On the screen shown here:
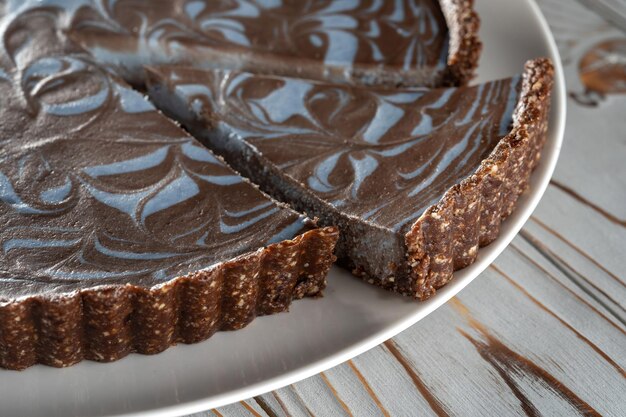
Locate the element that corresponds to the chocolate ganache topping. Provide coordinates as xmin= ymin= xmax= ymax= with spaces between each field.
xmin=146 ymin=67 xmax=520 ymax=234
xmin=3 ymin=0 xmax=478 ymax=87
xmin=0 ymin=54 xmax=316 ymax=299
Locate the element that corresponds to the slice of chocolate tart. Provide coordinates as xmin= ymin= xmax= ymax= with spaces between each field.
xmin=6 ymin=0 xmax=480 ymax=87
xmin=145 ymin=58 xmax=554 ymax=300
xmin=0 ymin=54 xmax=338 ymax=370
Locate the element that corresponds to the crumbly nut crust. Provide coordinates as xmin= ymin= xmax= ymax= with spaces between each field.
xmin=0 ymin=227 xmax=338 ymax=370
xmin=404 ymin=58 xmax=554 ymax=299
xmin=440 ymin=0 xmax=482 ymax=86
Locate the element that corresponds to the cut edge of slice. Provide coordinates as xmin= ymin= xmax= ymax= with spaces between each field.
xmin=404 ymin=57 xmax=554 ymax=299
xmin=144 ymin=57 xmax=553 ymax=303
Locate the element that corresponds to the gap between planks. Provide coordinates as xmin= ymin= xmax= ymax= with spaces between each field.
xmin=518 ymin=230 xmax=626 ymax=315
xmin=507 ymin=242 xmax=626 ymax=332
xmin=530 ymin=216 xmax=626 ymax=288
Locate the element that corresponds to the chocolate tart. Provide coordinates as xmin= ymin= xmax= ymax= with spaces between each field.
xmin=7 ymin=0 xmax=480 ymax=87
xmin=0 ymin=54 xmax=338 ymax=370
xmin=145 ymin=58 xmax=554 ymax=300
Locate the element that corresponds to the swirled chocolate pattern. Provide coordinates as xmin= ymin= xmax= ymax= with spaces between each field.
xmin=0 ymin=54 xmax=314 ymax=296
xmin=3 ymin=0 xmax=461 ymax=87
xmin=146 ymin=67 xmax=520 ymax=233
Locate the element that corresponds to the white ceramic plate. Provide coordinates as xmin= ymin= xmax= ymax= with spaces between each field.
xmin=0 ymin=0 xmax=566 ymax=416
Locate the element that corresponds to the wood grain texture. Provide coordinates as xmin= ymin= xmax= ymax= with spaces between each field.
xmin=204 ymin=0 xmax=626 ymax=415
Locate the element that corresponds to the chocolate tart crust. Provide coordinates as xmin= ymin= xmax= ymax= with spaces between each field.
xmin=332 ymin=0 xmax=481 ymax=87
xmin=0 ymin=227 xmax=338 ymax=370
xmin=402 ymin=58 xmax=554 ymax=299
xmin=441 ymin=0 xmax=482 ymax=85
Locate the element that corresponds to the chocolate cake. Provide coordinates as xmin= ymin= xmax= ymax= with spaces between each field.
xmin=6 ymin=0 xmax=480 ymax=87
xmin=0 ymin=51 xmax=338 ymax=370
xmin=145 ymin=58 xmax=554 ymax=300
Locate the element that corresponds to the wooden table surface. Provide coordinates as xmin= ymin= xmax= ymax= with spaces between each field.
xmin=202 ymin=1 xmax=626 ymax=415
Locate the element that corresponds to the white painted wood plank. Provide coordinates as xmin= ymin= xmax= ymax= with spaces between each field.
xmin=493 ymin=245 xmax=626 ymax=361
xmin=284 ymin=374 xmax=353 ymax=416
xmin=503 ymin=242 xmax=625 ymax=336
xmin=538 ymin=0 xmax=615 ymax=65
xmin=321 ymin=362 xmax=388 ymax=417
xmin=526 ymin=216 xmax=625 ymax=304
xmin=193 ymin=400 xmax=267 ymax=417
xmin=531 ymin=185 xmax=626 ymax=292
xmin=576 ymin=0 xmax=626 ymax=31
xmin=536 ymin=0 xmax=626 ymax=218
xmin=392 ymin=269 xmax=626 ymax=416
xmin=379 ymin=307 xmax=537 ymax=416
xmin=517 ymin=224 xmax=626 ymax=323
xmin=240 ymin=401 xmax=269 ymax=417
xmin=349 ymin=351 xmax=439 ymax=417
xmin=253 ymin=394 xmax=289 ymax=417
xmin=263 ymin=386 xmax=312 ymax=417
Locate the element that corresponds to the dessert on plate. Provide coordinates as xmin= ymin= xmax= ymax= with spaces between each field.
xmin=145 ymin=58 xmax=554 ymax=299
xmin=6 ymin=0 xmax=481 ymax=87
xmin=0 ymin=51 xmax=337 ymax=370
xmin=0 ymin=0 xmax=554 ymax=371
